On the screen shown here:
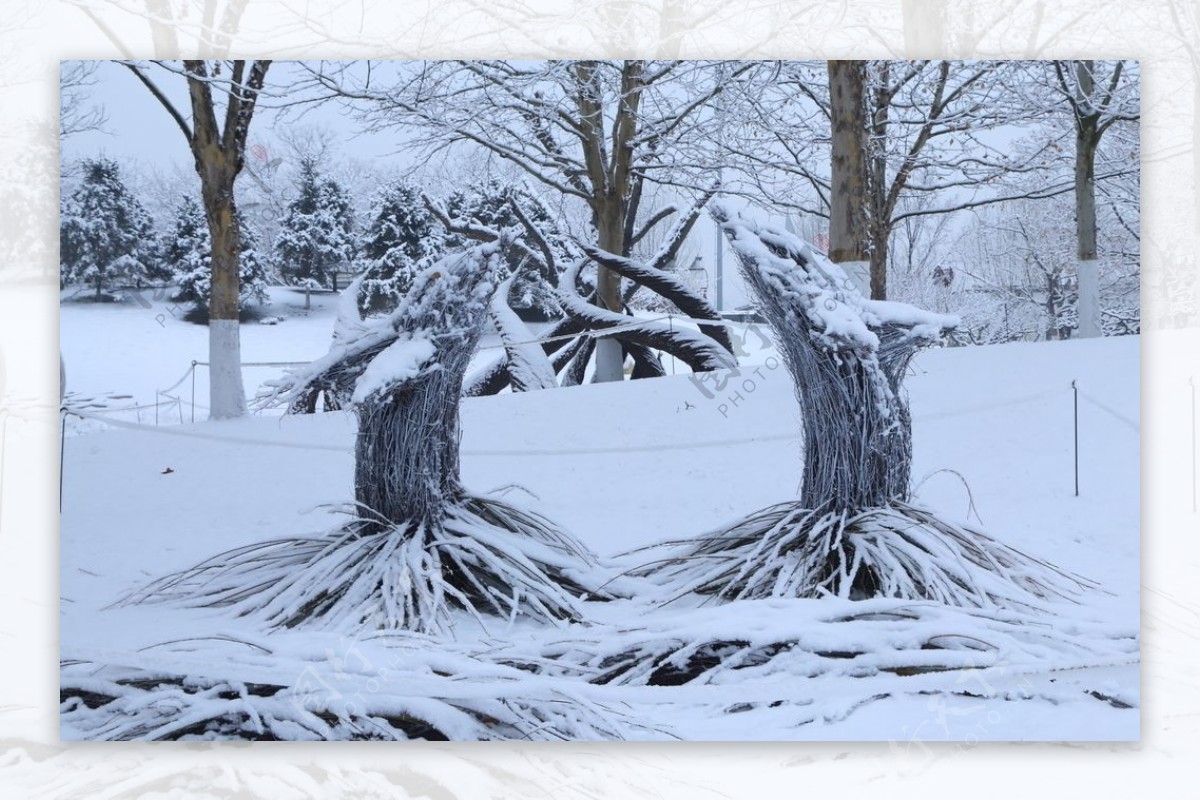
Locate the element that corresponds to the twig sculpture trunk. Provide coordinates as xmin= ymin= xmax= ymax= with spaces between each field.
xmin=127 ymin=240 xmax=604 ymax=633
xmin=636 ymin=205 xmax=1092 ymax=610
xmin=352 ymin=267 xmax=482 ymax=527
xmin=738 ymin=225 xmax=931 ymax=511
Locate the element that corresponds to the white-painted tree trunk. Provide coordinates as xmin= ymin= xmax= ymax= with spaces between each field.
xmin=208 ymin=319 xmax=247 ymax=419
xmin=592 ymin=338 xmax=625 ymax=382
xmin=1077 ymin=259 xmax=1102 ymax=338
xmin=841 ymin=260 xmax=872 ymax=298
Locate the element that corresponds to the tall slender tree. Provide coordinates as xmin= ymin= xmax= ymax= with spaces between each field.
xmin=1049 ymin=60 xmax=1139 ymax=338
xmin=121 ymin=59 xmax=271 ymax=418
xmin=307 ymin=60 xmax=745 ymax=382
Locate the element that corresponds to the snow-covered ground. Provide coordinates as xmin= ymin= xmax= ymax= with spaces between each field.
xmin=59 ymin=289 xmax=1140 ymax=741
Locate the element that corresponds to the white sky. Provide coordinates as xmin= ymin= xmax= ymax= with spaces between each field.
xmin=59 ymin=59 xmax=757 ymax=308
xmin=61 ymin=61 xmax=411 ymax=175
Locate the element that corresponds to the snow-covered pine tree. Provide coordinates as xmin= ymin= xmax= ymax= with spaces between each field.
xmin=445 ymin=180 xmax=563 ymax=321
xmin=163 ymin=196 xmax=269 ymax=319
xmin=60 ymin=158 xmax=155 ymax=299
xmin=355 ymin=179 xmax=443 ymax=315
xmin=273 ymin=159 xmax=356 ymax=291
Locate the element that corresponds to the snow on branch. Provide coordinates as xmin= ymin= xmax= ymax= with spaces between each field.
xmin=555 ymin=259 xmax=733 ymax=375
xmin=490 ymin=275 xmax=558 ymax=392
xmin=580 ymin=245 xmax=733 ymax=355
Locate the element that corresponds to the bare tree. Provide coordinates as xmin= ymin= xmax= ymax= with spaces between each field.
xmin=729 ymin=60 xmax=1092 ymax=300
xmin=957 ymin=186 xmax=1140 ymax=342
xmin=305 ymin=60 xmax=745 ymax=384
xmin=60 ymin=62 xmax=107 ymax=139
xmin=1048 ymin=60 xmax=1139 ymax=337
xmin=121 ymin=60 xmax=271 ymax=418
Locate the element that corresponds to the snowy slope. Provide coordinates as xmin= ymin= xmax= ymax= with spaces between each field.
xmin=59 ymin=296 xmax=1140 ymax=741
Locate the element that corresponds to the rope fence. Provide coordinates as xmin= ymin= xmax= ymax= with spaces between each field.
xmin=64 ymin=381 xmax=1133 ymax=459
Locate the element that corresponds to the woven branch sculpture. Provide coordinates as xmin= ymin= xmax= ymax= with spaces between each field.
xmin=636 ymin=205 xmax=1093 ymax=611
xmin=127 ymin=239 xmax=603 ymax=633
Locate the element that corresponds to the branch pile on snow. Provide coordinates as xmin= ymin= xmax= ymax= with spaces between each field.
xmin=127 ymin=240 xmax=606 ymax=633
xmin=60 ymin=635 xmax=653 ymax=741
xmin=522 ymin=597 xmax=1137 ymax=689
xmin=635 ymin=204 xmax=1093 ymax=609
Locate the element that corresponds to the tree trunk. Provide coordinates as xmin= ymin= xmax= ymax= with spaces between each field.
xmin=575 ymin=59 xmax=642 ymax=384
xmin=1072 ymin=60 xmax=1102 ymax=339
xmin=591 ymin=189 xmax=628 ymax=383
xmin=827 ymin=60 xmax=871 ymax=297
xmin=202 ymin=177 xmax=248 ymax=418
xmin=1075 ymin=121 xmax=1101 ymax=338
xmin=867 ymin=62 xmax=893 ymax=301
xmin=869 ymin=229 xmax=889 ymax=302
xmin=125 ymin=60 xmax=270 ymax=421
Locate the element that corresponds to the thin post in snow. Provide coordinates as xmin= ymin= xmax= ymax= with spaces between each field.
xmin=190 ymin=361 xmax=197 ymax=424
xmin=0 ymin=415 xmax=7 ymax=526
xmin=59 ymin=412 xmax=65 ymax=513
xmin=668 ymin=313 xmax=675 ymax=375
xmin=1191 ymin=376 xmax=1197 ymax=513
xmin=1072 ymin=379 xmax=1079 ymax=497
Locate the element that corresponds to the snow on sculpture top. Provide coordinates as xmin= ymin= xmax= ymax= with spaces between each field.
xmin=714 ymin=201 xmax=959 ymax=356
xmin=711 ymin=201 xmax=958 ymax=510
xmin=259 ymin=240 xmax=506 ymax=413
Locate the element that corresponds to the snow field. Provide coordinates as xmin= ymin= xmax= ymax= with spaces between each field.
xmin=59 ymin=292 xmax=1140 ymax=740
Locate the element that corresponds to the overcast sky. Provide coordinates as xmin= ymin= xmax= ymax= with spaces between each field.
xmin=61 ymin=61 xmax=413 ymax=174
xmin=59 ymin=59 xmax=757 ymax=307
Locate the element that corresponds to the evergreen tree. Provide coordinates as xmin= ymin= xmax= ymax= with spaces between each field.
xmin=165 ymin=195 xmax=268 ymax=317
xmin=445 ymin=180 xmax=563 ymax=320
xmin=60 ymin=158 xmax=155 ymax=299
xmin=355 ymin=179 xmax=443 ymax=315
xmin=272 ymin=159 xmax=355 ymax=291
